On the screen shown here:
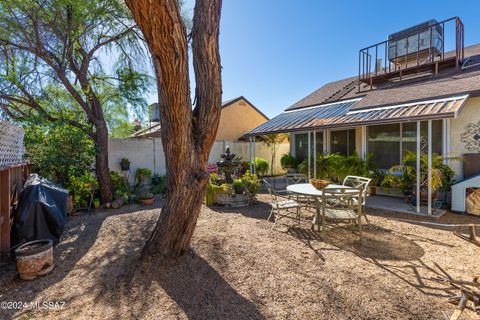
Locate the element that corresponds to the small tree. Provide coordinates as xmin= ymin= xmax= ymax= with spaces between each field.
xmin=263 ymin=133 xmax=288 ymax=175
xmin=0 ymin=0 xmax=149 ymax=203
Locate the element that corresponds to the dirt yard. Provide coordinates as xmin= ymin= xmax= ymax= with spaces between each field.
xmin=1 ymin=194 xmax=479 ymax=320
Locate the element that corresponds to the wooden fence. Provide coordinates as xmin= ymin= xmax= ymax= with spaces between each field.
xmin=0 ymin=163 xmax=29 ymax=254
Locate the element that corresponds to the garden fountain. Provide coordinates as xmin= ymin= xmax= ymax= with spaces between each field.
xmin=216 ymin=146 xmax=238 ymax=184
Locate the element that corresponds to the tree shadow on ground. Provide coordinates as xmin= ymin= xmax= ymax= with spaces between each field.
xmin=0 ymin=199 xmax=163 ymax=319
xmin=286 ymin=223 xmax=456 ymax=299
xmin=94 ymin=249 xmax=266 ymax=320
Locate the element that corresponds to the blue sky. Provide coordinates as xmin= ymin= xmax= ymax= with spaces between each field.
xmin=147 ymin=0 xmax=480 ymax=119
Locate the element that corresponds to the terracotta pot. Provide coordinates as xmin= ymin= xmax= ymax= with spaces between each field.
xmin=140 ymin=198 xmax=154 ymax=205
xmin=419 ymin=189 xmax=439 ymax=202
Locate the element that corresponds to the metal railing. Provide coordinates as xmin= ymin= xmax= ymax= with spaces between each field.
xmin=358 ymin=17 xmax=464 ymax=86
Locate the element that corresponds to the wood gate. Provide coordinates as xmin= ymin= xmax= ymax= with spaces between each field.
xmin=0 ymin=120 xmax=28 ymax=255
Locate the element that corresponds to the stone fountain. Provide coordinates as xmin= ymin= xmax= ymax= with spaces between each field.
xmin=216 ymin=146 xmax=238 ymax=184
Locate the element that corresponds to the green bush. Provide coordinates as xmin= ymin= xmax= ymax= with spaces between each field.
xmin=280 ymin=153 xmax=296 ymax=169
xmin=151 ymin=174 xmax=167 ymax=194
xmin=241 ymin=171 xmax=261 ymax=196
xmin=135 ymin=168 xmax=152 ymax=185
xmin=67 ymin=172 xmax=98 ymax=209
xmin=254 ymin=157 xmax=269 ymax=176
xmin=110 ymin=171 xmax=129 ymax=199
xmin=24 ymin=123 xmax=95 ymax=188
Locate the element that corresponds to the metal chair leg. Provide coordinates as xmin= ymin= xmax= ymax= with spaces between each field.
xmin=267 ymin=207 xmax=274 ymax=221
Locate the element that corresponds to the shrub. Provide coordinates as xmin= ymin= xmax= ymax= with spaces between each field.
xmin=241 ymin=171 xmax=261 ymax=196
xmin=254 ymin=157 xmax=269 ymax=176
xmin=151 ymin=174 xmax=167 ymax=194
xmin=280 ymin=153 xmax=296 ymax=169
xmin=110 ymin=171 xmax=129 ymax=199
xmin=67 ymin=172 xmax=98 ymax=209
xmin=135 ymin=168 xmax=152 ymax=185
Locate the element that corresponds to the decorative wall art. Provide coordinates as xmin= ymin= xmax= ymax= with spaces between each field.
xmin=461 ymin=121 xmax=480 ymax=152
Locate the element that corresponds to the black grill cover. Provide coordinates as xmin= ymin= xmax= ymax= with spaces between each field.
xmin=11 ymin=174 xmax=67 ymax=246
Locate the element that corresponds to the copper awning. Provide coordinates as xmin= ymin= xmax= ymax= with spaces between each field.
xmin=246 ymin=95 xmax=469 ymax=136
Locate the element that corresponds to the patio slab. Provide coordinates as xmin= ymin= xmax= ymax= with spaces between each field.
xmin=366 ymin=195 xmax=447 ymax=218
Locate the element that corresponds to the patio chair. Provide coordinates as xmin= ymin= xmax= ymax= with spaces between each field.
xmin=342 ymin=175 xmax=372 ymax=223
xmin=319 ymin=187 xmax=364 ymax=242
xmin=285 ymin=173 xmax=314 ymax=210
xmin=263 ymin=179 xmax=302 ymax=229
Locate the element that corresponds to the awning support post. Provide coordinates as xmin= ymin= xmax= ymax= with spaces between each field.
xmin=253 ymin=136 xmax=256 ymax=174
xmin=249 ymin=137 xmax=253 ymax=174
xmin=361 ymin=126 xmax=367 ymax=159
xmin=416 ymin=121 xmax=421 ymax=214
xmin=307 ymin=131 xmax=311 ymax=181
xmin=428 ymin=120 xmax=433 ymax=215
xmin=313 ymin=131 xmax=317 ymax=179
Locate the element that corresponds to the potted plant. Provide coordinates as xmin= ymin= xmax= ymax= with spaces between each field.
xmin=93 ymin=198 xmax=100 ymax=209
xmin=280 ymin=153 xmax=297 ymax=173
xmin=120 ymin=158 xmax=131 ymax=171
xmin=138 ymin=191 xmax=154 ymax=205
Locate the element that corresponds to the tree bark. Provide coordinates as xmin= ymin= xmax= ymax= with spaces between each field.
xmin=94 ymin=120 xmax=114 ymax=204
xmin=126 ymin=0 xmax=222 ymax=258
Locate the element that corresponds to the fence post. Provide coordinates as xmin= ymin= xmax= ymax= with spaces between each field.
xmin=0 ymin=169 xmax=11 ymax=253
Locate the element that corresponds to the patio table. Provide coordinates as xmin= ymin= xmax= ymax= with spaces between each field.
xmin=286 ymin=183 xmax=357 ymax=228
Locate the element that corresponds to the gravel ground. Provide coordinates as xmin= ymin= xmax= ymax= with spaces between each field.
xmin=0 ymin=194 xmax=479 ymax=320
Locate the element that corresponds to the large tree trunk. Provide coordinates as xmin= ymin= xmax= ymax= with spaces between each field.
xmin=94 ymin=120 xmax=113 ymax=204
xmin=126 ymin=0 xmax=222 ymax=258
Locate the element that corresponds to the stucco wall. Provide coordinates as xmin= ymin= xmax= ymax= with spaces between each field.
xmin=450 ymin=97 xmax=480 ymax=180
xmin=216 ymin=99 xmax=268 ymax=141
xmin=109 ymin=138 xmax=290 ymax=183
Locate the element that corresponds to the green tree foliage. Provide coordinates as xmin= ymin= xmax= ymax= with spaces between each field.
xmin=24 ymin=122 xmax=95 ymax=188
xmin=0 ymin=0 xmax=152 ymax=202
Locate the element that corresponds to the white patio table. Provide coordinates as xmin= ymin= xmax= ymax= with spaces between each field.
xmin=286 ymin=183 xmax=357 ymax=228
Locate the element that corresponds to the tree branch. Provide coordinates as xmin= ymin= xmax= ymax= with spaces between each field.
xmin=191 ymin=0 xmax=223 ymax=161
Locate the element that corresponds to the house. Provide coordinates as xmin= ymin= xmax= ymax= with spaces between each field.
xmin=132 ymin=96 xmax=269 ymax=141
xmin=246 ymin=17 xmax=480 ymax=214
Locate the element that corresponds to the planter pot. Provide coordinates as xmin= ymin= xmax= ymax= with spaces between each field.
xmin=419 ymin=189 xmax=439 ymax=202
xmin=140 ymin=198 xmax=154 ymax=205
xmin=369 ymin=186 xmax=377 ymax=196
xmin=120 ymin=161 xmax=130 ymax=171
xmin=15 ymin=239 xmax=54 ymax=281
xmin=214 ymin=193 xmax=253 ymax=207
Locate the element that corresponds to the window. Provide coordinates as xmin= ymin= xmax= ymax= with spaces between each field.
xmin=368 ymin=121 xmax=443 ymax=170
xmin=294 ymin=133 xmax=308 ymax=163
xmin=330 ymin=129 xmax=355 ymax=156
xmin=402 ymin=121 xmax=443 ymax=156
xmin=294 ymin=131 xmax=324 ymax=163
xmin=367 ymin=124 xmax=401 ymax=169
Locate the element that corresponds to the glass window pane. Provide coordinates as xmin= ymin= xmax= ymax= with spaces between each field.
xmin=367 ymin=124 xmax=400 ymax=169
xmin=294 ymin=133 xmax=308 ymax=163
xmin=312 ymin=131 xmax=324 ymax=155
xmin=348 ymin=129 xmax=356 ymax=156
xmin=402 ymin=120 xmax=443 ymax=157
xmin=330 ymin=129 xmax=355 ymax=156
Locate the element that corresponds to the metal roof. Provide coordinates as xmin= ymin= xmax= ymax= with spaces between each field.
xmin=246 ymin=95 xmax=469 ymax=136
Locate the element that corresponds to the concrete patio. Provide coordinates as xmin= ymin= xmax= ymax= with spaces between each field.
xmin=263 ymin=176 xmax=448 ymax=218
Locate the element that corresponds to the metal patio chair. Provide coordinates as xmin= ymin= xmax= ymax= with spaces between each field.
xmin=285 ymin=173 xmax=315 ymax=210
xmin=263 ymin=179 xmax=302 ymax=229
xmin=319 ymin=187 xmax=364 ymax=242
xmin=342 ymin=175 xmax=372 ymax=223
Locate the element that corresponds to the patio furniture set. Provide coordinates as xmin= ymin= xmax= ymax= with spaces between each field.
xmin=265 ymin=175 xmax=371 ymax=241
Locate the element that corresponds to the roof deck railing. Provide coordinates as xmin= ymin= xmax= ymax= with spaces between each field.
xmin=358 ymin=17 xmax=464 ymax=91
